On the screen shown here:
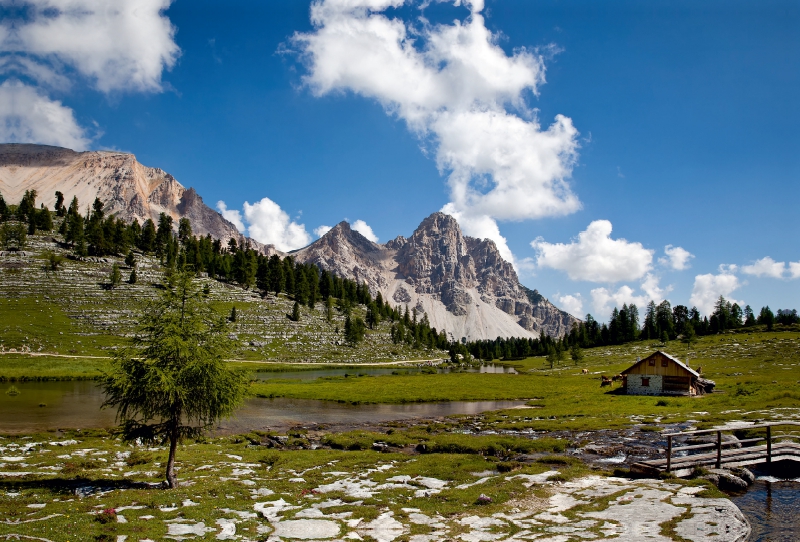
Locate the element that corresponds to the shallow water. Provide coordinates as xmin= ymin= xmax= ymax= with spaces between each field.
xmin=252 ymin=363 xmax=517 ymax=380
xmin=731 ymin=481 xmax=800 ymax=542
xmin=0 ymin=380 xmax=526 ymax=433
xmin=730 ymin=462 xmax=800 ymax=542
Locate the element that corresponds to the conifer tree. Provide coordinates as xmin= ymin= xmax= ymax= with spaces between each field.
xmin=110 ymin=263 xmax=122 ymax=289
xmin=291 ymin=301 xmax=301 ymax=322
xmin=101 ymin=271 xmax=248 ymax=488
xmin=129 ymin=268 xmax=138 ymax=284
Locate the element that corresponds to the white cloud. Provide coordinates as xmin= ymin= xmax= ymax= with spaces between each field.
xmin=590 ymin=285 xmax=649 ymax=318
xmin=442 ymin=206 xmax=514 ymax=264
xmin=741 ymin=256 xmax=788 ymax=279
xmin=640 ymin=273 xmax=672 ymax=301
xmin=0 ymin=0 xmax=179 ymax=148
xmin=314 ymin=225 xmax=333 ymax=238
xmin=0 ymin=80 xmax=90 ymax=149
xmin=689 ymin=271 xmax=743 ymax=316
xmin=4 ymin=0 xmax=180 ymax=93
xmin=351 ymin=219 xmax=378 ymax=242
xmin=659 ymin=244 xmax=694 ymax=270
xmin=242 ymin=197 xmax=312 ymax=252
xmin=790 ymin=261 xmax=800 ymax=280
xmin=215 ymin=200 xmax=245 ymax=233
xmin=556 ymin=293 xmax=583 ymax=317
xmin=294 ymin=0 xmax=580 ymax=264
xmin=531 ymin=220 xmax=653 ymax=283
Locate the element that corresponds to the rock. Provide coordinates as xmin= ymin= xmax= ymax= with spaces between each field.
xmin=0 ymin=143 xmax=275 ymax=255
xmin=293 ymin=213 xmax=578 ymax=340
xmin=731 ymin=467 xmax=755 ymax=485
xmin=707 ymin=469 xmax=749 ymax=491
xmin=272 ymin=519 xmax=341 ymax=539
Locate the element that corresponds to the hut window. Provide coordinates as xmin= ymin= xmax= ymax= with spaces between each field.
xmin=641 ymin=377 xmax=650 ymax=387
xmin=661 ymin=360 xmax=668 ymax=367
xmin=649 ymin=359 xmax=655 ymax=366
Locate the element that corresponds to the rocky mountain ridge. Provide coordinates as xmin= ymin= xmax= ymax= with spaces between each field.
xmin=0 ymin=144 xmax=269 ymax=252
xmin=1 ymin=143 xmax=577 ymax=340
xmin=294 ymin=213 xmax=578 ymax=340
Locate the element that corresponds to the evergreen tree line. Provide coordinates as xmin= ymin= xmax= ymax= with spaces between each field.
xmin=460 ymin=297 xmax=798 ymax=363
xmin=1 ymin=190 xmax=449 ymax=350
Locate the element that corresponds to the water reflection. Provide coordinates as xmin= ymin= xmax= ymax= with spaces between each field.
xmin=0 ymin=380 xmax=526 ymax=434
xmin=730 ymin=462 xmax=800 ymax=542
xmin=252 ymin=363 xmax=517 ymax=381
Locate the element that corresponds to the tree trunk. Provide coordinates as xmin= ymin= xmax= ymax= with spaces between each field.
xmin=165 ymin=421 xmax=179 ymax=489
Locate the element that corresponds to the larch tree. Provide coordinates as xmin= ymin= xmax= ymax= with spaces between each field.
xmin=100 ymin=271 xmax=249 ymax=488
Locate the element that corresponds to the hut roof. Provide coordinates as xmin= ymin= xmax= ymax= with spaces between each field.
xmin=621 ymin=350 xmax=699 ymax=377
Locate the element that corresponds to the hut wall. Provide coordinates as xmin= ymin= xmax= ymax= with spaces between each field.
xmin=627 ymin=374 xmax=663 ymax=396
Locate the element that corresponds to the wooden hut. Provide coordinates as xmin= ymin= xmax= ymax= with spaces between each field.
xmin=621 ymin=351 xmax=701 ymax=396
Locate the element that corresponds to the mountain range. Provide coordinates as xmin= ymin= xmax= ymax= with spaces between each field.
xmin=0 ymin=143 xmax=578 ymax=340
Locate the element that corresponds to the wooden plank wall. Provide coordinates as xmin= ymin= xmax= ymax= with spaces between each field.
xmin=625 ymin=352 xmax=692 ymax=377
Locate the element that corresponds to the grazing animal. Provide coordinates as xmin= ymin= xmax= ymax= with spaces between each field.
xmin=581 ymin=368 xmax=589 ymax=374
xmin=696 ymin=366 xmax=702 ymax=374
xmin=611 ymin=374 xmax=624 ymax=382
xmin=600 ymin=376 xmax=612 ymax=387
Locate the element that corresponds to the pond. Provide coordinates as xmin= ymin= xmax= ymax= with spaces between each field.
xmin=0 ymin=380 xmax=527 ymax=434
xmin=729 ymin=461 xmax=800 ymax=542
xmin=251 ymin=363 xmax=517 ymax=381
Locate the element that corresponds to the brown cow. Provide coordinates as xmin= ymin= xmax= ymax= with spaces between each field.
xmin=611 ymin=374 xmax=624 ymax=382
xmin=600 ymin=376 xmax=612 ymax=387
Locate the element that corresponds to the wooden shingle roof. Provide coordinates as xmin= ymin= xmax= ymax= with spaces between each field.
xmin=621 ymin=350 xmax=699 ymax=377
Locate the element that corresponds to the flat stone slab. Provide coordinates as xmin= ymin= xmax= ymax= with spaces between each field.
xmin=272 ymin=519 xmax=341 ymax=539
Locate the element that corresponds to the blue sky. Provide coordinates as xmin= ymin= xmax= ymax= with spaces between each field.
xmin=1 ymin=0 xmax=798 ymax=320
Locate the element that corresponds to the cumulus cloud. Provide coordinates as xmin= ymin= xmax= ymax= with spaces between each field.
xmin=689 ymin=270 xmax=743 ymax=316
xmin=294 ymin=0 xmax=580 ymax=264
xmin=556 ymin=293 xmax=583 ymax=317
xmin=352 ymin=219 xmax=378 ymax=242
xmin=741 ymin=256 xmax=789 ymax=279
xmin=216 ymin=200 xmax=245 ymax=233
xmin=640 ymin=273 xmax=672 ymax=301
xmin=3 ymin=0 xmax=179 ymax=93
xmin=531 ymin=220 xmax=653 ymax=283
xmin=314 ymin=225 xmax=333 ymax=238
xmin=590 ymin=285 xmax=650 ymax=317
xmin=659 ymin=244 xmax=694 ymax=270
xmin=242 ymin=197 xmax=312 ymax=252
xmin=790 ymin=261 xmax=800 ymax=279
xmin=0 ymin=80 xmax=91 ymax=149
xmin=442 ymin=206 xmax=514 ymax=264
xmin=0 ymin=0 xmax=179 ymax=148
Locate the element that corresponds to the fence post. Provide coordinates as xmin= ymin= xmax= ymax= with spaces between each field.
xmin=716 ymin=431 xmax=722 ymax=468
xmin=666 ymin=435 xmax=672 ymax=472
xmin=767 ymin=426 xmax=772 ymax=464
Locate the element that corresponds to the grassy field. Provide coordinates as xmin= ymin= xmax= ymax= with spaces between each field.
xmin=0 ymin=231 xmax=447 ymax=369
xmin=250 ymin=330 xmax=800 ymax=431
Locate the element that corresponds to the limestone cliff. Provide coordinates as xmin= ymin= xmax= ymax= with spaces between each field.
xmin=294 ymin=213 xmax=578 ymax=340
xmin=0 ymin=144 xmax=268 ymax=251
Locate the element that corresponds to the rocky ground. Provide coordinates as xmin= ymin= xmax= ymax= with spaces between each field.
xmin=0 ymin=433 xmax=750 ymax=542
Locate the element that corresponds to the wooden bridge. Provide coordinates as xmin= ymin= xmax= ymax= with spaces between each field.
xmin=631 ymin=421 xmax=800 ymax=477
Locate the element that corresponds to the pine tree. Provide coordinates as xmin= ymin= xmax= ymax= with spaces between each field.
xmin=125 ymin=251 xmax=136 ymax=268
xmin=100 ymin=271 xmax=248 ymax=488
xmin=54 ymin=191 xmax=66 ymax=216
xmin=110 ymin=263 xmax=122 ymax=289
xmin=291 ymin=301 xmax=301 ymax=322
xmin=325 ymin=296 xmax=334 ymax=324
xmin=229 ymin=306 xmax=237 ymax=322
xmin=129 ymin=268 xmax=138 ymax=284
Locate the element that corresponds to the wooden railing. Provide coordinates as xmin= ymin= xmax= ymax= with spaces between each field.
xmin=661 ymin=421 xmax=800 ymax=472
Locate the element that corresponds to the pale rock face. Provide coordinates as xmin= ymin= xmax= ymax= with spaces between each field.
xmin=0 ymin=144 xmax=274 ymax=253
xmin=294 ymin=212 xmax=578 ymax=340
xmin=2 ymin=144 xmax=577 ymax=340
